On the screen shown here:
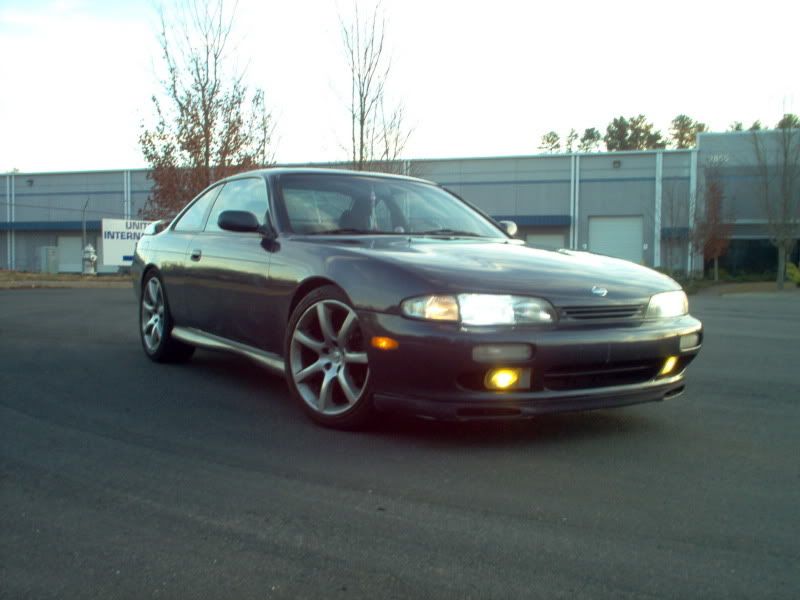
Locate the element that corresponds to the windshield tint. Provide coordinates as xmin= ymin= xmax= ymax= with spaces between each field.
xmin=278 ymin=173 xmax=504 ymax=237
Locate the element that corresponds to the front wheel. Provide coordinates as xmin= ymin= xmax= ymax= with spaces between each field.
xmin=140 ymin=272 xmax=195 ymax=363
xmin=285 ymin=286 xmax=374 ymax=429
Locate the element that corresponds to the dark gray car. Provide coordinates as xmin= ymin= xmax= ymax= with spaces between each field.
xmin=133 ymin=168 xmax=703 ymax=429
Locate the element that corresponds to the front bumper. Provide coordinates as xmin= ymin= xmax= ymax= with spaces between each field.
xmin=358 ymin=311 xmax=702 ymax=421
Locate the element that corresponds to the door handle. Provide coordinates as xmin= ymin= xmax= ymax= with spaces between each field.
xmin=190 ymin=248 xmax=202 ymax=261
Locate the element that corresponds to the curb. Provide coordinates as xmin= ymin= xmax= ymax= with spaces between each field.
xmin=0 ymin=281 xmax=131 ymax=290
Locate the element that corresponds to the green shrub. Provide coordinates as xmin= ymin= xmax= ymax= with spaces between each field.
xmin=787 ymin=262 xmax=800 ymax=287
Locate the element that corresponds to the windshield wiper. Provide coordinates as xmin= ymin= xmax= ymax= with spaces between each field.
xmin=304 ymin=228 xmax=396 ymax=235
xmin=413 ymin=228 xmax=484 ymax=237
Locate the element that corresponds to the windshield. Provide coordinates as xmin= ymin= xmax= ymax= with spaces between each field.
xmin=278 ymin=173 xmax=505 ymax=237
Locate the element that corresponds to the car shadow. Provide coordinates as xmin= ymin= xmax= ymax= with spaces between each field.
xmin=368 ymin=409 xmax=664 ymax=449
xmin=185 ymin=350 xmax=665 ymax=449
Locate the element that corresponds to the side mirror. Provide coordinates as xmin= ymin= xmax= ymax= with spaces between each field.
xmin=498 ymin=220 xmax=518 ymax=237
xmin=143 ymin=220 xmax=167 ymax=235
xmin=218 ymin=210 xmax=260 ymax=233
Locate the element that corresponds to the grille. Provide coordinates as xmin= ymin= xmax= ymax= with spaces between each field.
xmin=560 ymin=304 xmax=645 ymax=321
xmin=543 ymin=360 xmax=660 ymax=391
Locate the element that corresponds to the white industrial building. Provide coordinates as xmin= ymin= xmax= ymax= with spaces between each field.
xmin=1 ymin=131 xmax=796 ymax=275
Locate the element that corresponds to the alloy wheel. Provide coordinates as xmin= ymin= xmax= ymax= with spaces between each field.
xmin=289 ymin=299 xmax=370 ymax=416
xmin=141 ymin=277 xmax=166 ymax=353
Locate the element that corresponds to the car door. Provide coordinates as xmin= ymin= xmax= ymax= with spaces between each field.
xmin=183 ymin=176 xmax=274 ymax=348
xmin=160 ymin=184 xmax=222 ymax=325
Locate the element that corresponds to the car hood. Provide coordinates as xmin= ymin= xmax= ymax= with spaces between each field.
xmin=332 ymin=237 xmax=680 ymax=305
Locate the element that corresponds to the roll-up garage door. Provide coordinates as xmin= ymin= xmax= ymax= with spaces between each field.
xmin=57 ymin=236 xmax=82 ymax=273
xmin=526 ymin=232 xmax=566 ymax=249
xmin=588 ymin=216 xmax=643 ymax=264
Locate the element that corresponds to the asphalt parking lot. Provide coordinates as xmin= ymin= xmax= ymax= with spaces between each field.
xmin=1 ymin=288 xmax=798 ymax=599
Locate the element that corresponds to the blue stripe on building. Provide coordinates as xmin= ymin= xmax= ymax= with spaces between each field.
xmin=440 ymin=176 xmax=689 ymax=188
xmin=12 ymin=190 xmax=150 ymax=197
xmin=0 ymin=220 xmax=102 ymax=232
xmin=662 ymin=227 xmax=691 ymax=240
xmin=491 ymin=215 xmax=571 ymax=226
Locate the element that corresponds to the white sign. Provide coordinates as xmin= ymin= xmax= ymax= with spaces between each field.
xmin=101 ymin=219 xmax=153 ymax=266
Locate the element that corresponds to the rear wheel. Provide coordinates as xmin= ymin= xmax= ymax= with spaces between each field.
xmin=285 ymin=286 xmax=373 ymax=429
xmin=140 ymin=272 xmax=195 ymax=363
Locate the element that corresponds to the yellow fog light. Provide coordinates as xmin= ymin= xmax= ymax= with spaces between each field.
xmin=371 ymin=336 xmax=399 ymax=351
xmin=485 ymin=368 xmax=522 ymax=390
xmin=659 ymin=356 xmax=679 ymax=376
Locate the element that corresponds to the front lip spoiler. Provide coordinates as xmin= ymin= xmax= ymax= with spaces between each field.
xmin=171 ymin=325 xmax=692 ymax=422
xmin=372 ymin=377 xmax=687 ymax=421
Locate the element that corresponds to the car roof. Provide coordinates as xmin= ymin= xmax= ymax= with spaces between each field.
xmin=217 ymin=166 xmax=433 ymax=186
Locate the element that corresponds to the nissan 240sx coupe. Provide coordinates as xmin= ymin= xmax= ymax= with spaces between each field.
xmin=133 ymin=168 xmax=703 ymax=429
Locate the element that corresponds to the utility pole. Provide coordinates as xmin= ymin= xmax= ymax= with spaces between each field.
xmin=82 ymin=198 xmax=89 ymax=249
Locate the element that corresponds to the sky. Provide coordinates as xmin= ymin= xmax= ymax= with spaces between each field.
xmin=0 ymin=0 xmax=798 ymax=173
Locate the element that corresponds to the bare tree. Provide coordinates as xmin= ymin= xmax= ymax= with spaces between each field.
xmin=661 ymin=179 xmax=689 ymax=273
xmin=564 ymin=129 xmax=578 ymax=153
xmin=340 ymin=2 xmax=411 ymax=174
xmin=139 ymin=0 xmax=274 ymax=219
xmin=693 ymin=158 xmax=733 ymax=281
xmin=751 ymin=117 xmax=800 ymax=288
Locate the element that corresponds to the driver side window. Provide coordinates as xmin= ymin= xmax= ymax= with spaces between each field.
xmin=173 ymin=186 xmax=221 ymax=232
xmin=205 ymin=178 xmax=269 ymax=232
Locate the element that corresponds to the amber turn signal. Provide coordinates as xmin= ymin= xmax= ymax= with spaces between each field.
xmin=371 ymin=336 xmax=399 ymax=351
xmin=659 ymin=356 xmax=679 ymax=376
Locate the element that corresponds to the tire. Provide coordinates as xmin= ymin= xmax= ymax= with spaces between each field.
xmin=285 ymin=285 xmax=374 ymax=429
xmin=139 ymin=271 xmax=195 ymax=363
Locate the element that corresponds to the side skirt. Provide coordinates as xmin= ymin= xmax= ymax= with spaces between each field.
xmin=172 ymin=326 xmax=285 ymax=375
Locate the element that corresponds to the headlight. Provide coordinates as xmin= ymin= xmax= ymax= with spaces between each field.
xmin=401 ymin=294 xmax=557 ymax=326
xmin=646 ymin=291 xmax=688 ymax=319
xmin=400 ymin=295 xmax=459 ymax=322
xmin=458 ymin=294 xmax=556 ymax=325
